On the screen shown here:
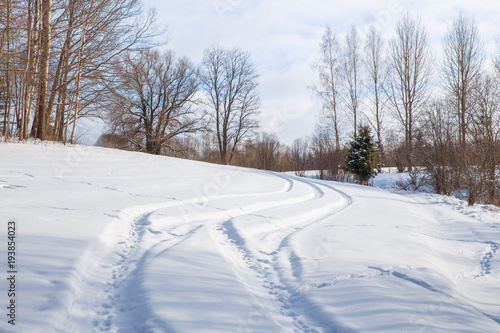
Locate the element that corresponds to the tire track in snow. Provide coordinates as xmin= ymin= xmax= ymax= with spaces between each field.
xmin=110 ymin=216 xmax=204 ymax=332
xmin=126 ymin=175 xmax=316 ymax=332
xmin=71 ymin=171 xmax=352 ymax=332
xmin=68 ymin=173 xmax=300 ymax=331
xmin=210 ymin=173 xmax=353 ymax=332
xmin=209 ymin=220 xmax=295 ymax=331
xmin=86 ymin=206 xmax=208 ymax=332
xmin=90 ymin=212 xmax=153 ymax=332
xmin=271 ymin=176 xmax=353 ymax=332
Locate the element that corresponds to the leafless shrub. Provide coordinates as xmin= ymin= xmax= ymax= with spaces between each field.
xmin=395 ymin=169 xmax=427 ymax=191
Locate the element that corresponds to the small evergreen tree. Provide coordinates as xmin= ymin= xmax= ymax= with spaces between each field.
xmin=342 ymin=125 xmax=381 ymax=185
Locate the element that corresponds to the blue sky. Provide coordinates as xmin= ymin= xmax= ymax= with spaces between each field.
xmin=139 ymin=0 xmax=500 ymax=144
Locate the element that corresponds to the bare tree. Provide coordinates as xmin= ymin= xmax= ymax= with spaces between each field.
xmin=254 ymin=132 xmax=280 ymax=171
xmin=443 ymin=14 xmax=484 ymax=148
xmin=291 ymin=138 xmax=308 ymax=176
xmin=387 ymin=13 xmax=432 ymax=171
xmin=105 ymin=50 xmax=201 ymax=154
xmin=310 ymin=126 xmax=330 ymax=180
xmin=364 ymin=26 xmax=386 ymax=152
xmin=18 ymin=0 xmax=41 ymax=140
xmin=420 ymin=100 xmax=459 ymax=195
xmin=311 ymin=26 xmax=342 ymax=150
xmin=420 ymin=74 xmax=499 ymax=206
xmin=342 ymin=26 xmax=362 ymax=137
xmin=20 ymin=0 xmax=159 ymax=142
xmin=67 ymin=1 xmax=158 ymax=140
xmin=0 ymin=0 xmax=13 ymax=139
xmin=310 ymin=125 xmax=343 ymax=181
xmin=202 ymin=46 xmax=260 ymax=165
xmin=33 ymin=0 xmax=51 ymax=140
xmin=470 ymin=73 xmax=500 ymax=205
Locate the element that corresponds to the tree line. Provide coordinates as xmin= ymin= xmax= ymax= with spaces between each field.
xmin=1 ymin=4 xmax=499 ymax=206
xmin=308 ymin=13 xmax=500 ymax=206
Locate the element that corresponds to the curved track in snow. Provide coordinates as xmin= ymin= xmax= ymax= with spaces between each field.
xmin=68 ymin=170 xmax=355 ymax=332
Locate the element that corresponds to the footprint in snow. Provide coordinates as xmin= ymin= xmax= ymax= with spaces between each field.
xmin=0 ymin=183 xmax=26 ymax=189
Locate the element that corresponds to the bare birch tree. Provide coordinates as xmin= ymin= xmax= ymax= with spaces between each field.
xmin=342 ymin=26 xmax=362 ymax=138
xmin=443 ymin=14 xmax=484 ymax=148
xmin=33 ymin=0 xmax=51 ymax=140
xmin=23 ymin=0 xmax=158 ymax=142
xmin=311 ymin=26 xmax=342 ymax=149
xmin=69 ymin=0 xmax=158 ymax=140
xmin=387 ymin=13 xmax=431 ymax=171
xmin=0 ymin=0 xmax=13 ymax=139
xmin=202 ymin=46 xmax=260 ymax=165
xmin=364 ymin=26 xmax=386 ymax=152
xmin=20 ymin=0 xmax=41 ymax=140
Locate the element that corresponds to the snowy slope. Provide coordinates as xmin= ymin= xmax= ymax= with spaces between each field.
xmin=0 ymin=143 xmax=499 ymax=333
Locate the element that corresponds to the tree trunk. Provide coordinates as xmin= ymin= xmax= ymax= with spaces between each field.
xmin=70 ymin=37 xmax=86 ymax=144
xmin=35 ymin=0 xmax=52 ymax=140
xmin=21 ymin=0 xmax=37 ymax=139
xmin=2 ymin=0 xmax=13 ymax=139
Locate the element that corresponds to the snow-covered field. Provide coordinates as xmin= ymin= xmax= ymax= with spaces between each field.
xmin=1 ymin=143 xmax=499 ymax=333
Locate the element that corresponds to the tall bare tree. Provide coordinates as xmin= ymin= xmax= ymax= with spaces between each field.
xmin=22 ymin=0 xmax=158 ymax=142
xmin=387 ymin=13 xmax=431 ymax=171
xmin=311 ymin=26 xmax=342 ymax=150
xmin=33 ymin=0 xmax=51 ymax=140
xmin=202 ymin=46 xmax=260 ymax=165
xmin=71 ymin=1 xmax=158 ymax=139
xmin=0 ymin=0 xmax=13 ymax=139
xmin=443 ymin=14 xmax=484 ymax=148
xmin=342 ymin=26 xmax=362 ymax=138
xmin=364 ymin=26 xmax=386 ymax=152
xmin=105 ymin=50 xmax=201 ymax=154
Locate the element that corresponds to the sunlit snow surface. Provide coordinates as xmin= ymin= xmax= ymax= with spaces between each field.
xmin=1 ymin=143 xmax=499 ymax=332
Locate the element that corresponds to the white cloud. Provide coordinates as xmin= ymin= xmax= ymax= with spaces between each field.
xmin=144 ymin=0 xmax=500 ymax=144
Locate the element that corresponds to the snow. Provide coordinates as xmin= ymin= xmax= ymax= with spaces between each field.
xmin=1 ymin=143 xmax=499 ymax=332
xmin=373 ymin=170 xmax=409 ymax=189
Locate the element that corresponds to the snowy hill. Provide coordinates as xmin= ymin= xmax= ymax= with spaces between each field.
xmin=1 ymin=143 xmax=499 ymax=333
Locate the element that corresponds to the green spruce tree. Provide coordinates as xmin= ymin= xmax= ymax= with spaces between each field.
xmin=342 ymin=125 xmax=381 ymax=185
